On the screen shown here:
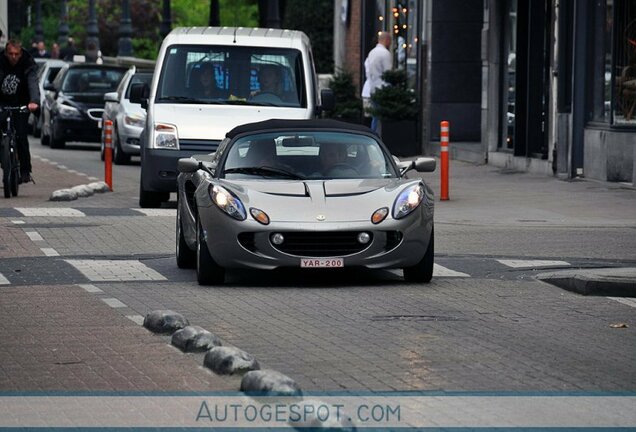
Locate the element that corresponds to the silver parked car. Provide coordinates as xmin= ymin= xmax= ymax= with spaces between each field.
xmin=176 ymin=119 xmax=436 ymax=285
xmin=101 ymin=67 xmax=153 ymax=164
xmin=30 ymin=59 xmax=66 ymax=138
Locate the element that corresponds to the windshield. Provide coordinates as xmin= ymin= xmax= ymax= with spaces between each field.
xmin=223 ymin=131 xmax=397 ymax=180
xmin=155 ymin=44 xmax=306 ymax=108
xmin=61 ymin=68 xmax=125 ymax=94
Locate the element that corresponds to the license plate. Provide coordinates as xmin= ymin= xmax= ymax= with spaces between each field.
xmin=300 ymin=258 xmax=344 ymax=268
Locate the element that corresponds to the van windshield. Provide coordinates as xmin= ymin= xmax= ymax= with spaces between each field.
xmin=155 ymin=45 xmax=307 ymax=108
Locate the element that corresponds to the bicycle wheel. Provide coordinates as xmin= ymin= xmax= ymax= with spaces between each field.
xmin=1 ymin=137 xmax=10 ymax=198
xmin=9 ymin=146 xmax=19 ymax=197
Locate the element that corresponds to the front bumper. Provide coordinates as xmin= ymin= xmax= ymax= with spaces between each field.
xmin=195 ymin=203 xmax=433 ymax=271
xmin=118 ymin=123 xmax=143 ymax=155
xmin=54 ymin=117 xmax=101 ymax=142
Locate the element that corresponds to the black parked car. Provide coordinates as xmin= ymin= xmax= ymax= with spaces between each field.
xmin=41 ymin=63 xmax=127 ymax=149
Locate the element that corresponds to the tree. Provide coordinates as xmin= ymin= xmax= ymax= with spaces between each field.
xmin=283 ymin=0 xmax=333 ymax=74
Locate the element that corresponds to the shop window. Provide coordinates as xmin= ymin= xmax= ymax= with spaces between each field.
xmin=613 ymin=0 xmax=636 ymax=124
xmin=590 ymin=0 xmax=613 ymax=122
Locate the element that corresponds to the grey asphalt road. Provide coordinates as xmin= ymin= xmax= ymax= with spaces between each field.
xmin=5 ymin=136 xmax=633 ymax=393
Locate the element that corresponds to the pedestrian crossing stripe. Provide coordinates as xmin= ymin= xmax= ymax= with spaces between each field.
xmin=497 ymin=259 xmax=570 ymax=269
xmin=65 ymin=259 xmax=167 ymax=282
xmin=0 ymin=273 xmax=9 ymax=285
xmin=132 ymin=208 xmax=177 ymax=216
xmin=433 ymin=264 xmax=470 ymax=277
xmin=15 ymin=208 xmax=86 ymax=217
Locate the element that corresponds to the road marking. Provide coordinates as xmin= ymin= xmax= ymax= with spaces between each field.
xmin=41 ymin=248 xmax=59 ymax=256
xmin=11 ymin=220 xmax=24 ymax=224
xmin=57 ymin=165 xmax=67 ymax=169
xmin=25 ymin=231 xmax=43 ymax=241
xmin=15 ymin=208 xmax=85 ymax=217
xmin=497 ymin=259 xmax=570 ymax=268
xmin=78 ymin=284 xmax=103 ymax=293
xmin=65 ymin=259 xmax=167 ymax=282
xmin=126 ymin=315 xmax=145 ymax=325
xmin=66 ymin=169 xmax=78 ymax=174
xmin=0 ymin=273 xmax=9 ymax=285
xmin=101 ymin=298 xmax=127 ymax=308
xmin=433 ymin=264 xmax=470 ymax=277
xmin=88 ymin=176 xmax=99 ymax=181
xmin=132 ymin=208 xmax=177 ymax=217
xmin=608 ymin=297 xmax=636 ymax=308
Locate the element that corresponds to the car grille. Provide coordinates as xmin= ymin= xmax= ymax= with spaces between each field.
xmin=270 ymin=231 xmax=372 ymax=257
xmin=179 ymin=139 xmax=220 ymax=153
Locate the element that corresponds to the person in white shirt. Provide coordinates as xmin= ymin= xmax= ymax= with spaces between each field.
xmin=361 ymin=32 xmax=392 ymax=133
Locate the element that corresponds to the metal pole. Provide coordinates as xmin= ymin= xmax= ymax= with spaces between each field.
xmin=118 ymin=0 xmax=134 ymax=57
xmin=265 ymin=0 xmax=281 ymax=28
xmin=86 ymin=0 xmax=100 ymax=52
xmin=34 ymin=0 xmax=43 ymax=42
xmin=160 ymin=0 xmax=172 ymax=39
xmin=57 ymin=0 xmax=69 ymax=45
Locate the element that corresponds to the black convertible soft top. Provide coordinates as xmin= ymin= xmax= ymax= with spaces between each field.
xmin=226 ymin=118 xmax=374 ymax=139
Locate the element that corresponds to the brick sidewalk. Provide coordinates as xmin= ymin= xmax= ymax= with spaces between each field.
xmin=0 ymin=284 xmax=237 ymax=391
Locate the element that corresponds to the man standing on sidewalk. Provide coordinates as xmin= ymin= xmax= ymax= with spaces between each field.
xmin=0 ymin=39 xmax=40 ymax=183
xmin=361 ymin=32 xmax=392 ymax=133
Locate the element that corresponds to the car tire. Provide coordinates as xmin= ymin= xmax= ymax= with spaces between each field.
xmin=33 ymin=117 xmax=42 ymax=138
xmin=112 ymin=129 xmax=131 ymax=165
xmin=196 ymin=219 xmax=225 ymax=285
xmin=176 ymin=201 xmax=196 ymax=269
xmin=403 ymin=227 xmax=434 ymax=283
xmin=50 ymin=122 xmax=66 ymax=149
xmin=40 ymin=118 xmax=50 ymax=146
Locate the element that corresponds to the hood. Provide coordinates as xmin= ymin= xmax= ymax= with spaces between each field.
xmin=222 ymin=178 xmax=409 ymax=223
xmin=153 ymin=104 xmax=308 ymax=140
xmin=61 ymin=91 xmax=108 ymax=107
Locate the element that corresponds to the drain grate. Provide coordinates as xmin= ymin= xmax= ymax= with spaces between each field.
xmin=370 ymin=315 xmax=465 ymax=322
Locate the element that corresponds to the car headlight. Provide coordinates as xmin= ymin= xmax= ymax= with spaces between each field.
xmin=57 ymin=102 xmax=81 ymax=118
xmin=392 ymin=183 xmax=425 ymax=219
xmin=124 ymin=113 xmax=145 ymax=127
xmin=152 ymin=122 xmax=178 ymax=149
xmin=210 ymin=185 xmax=246 ymax=220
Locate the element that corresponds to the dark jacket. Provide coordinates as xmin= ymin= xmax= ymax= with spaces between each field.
xmin=0 ymin=48 xmax=40 ymax=106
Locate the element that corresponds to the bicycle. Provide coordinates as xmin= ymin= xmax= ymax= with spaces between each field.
xmin=0 ymin=106 xmax=28 ymax=198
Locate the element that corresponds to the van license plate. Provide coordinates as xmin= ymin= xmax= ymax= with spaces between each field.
xmin=300 ymin=258 xmax=344 ymax=268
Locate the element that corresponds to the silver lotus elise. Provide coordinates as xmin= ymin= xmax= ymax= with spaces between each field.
xmin=176 ymin=119 xmax=436 ymax=285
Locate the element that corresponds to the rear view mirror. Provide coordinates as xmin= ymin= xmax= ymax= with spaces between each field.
xmin=177 ymin=157 xmax=200 ymax=173
xmin=319 ymin=88 xmax=335 ymax=112
xmin=281 ymin=136 xmax=315 ymax=147
xmin=104 ymin=92 xmax=118 ymax=103
xmin=129 ymin=83 xmax=149 ymax=109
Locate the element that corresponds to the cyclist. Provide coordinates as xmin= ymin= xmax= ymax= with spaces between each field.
xmin=0 ymin=39 xmax=40 ymax=183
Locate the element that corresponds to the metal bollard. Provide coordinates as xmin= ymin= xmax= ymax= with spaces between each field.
xmin=104 ymin=120 xmax=113 ymax=191
xmin=440 ymin=121 xmax=450 ymax=201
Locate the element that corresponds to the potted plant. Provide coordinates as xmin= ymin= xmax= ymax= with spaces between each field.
xmin=369 ymin=69 xmax=419 ymax=156
xmin=324 ymin=69 xmax=363 ymax=123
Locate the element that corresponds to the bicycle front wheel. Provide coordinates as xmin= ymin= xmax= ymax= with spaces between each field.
xmin=2 ymin=136 xmax=11 ymax=198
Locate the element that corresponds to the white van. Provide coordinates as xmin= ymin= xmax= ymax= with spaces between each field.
xmin=131 ymin=27 xmax=334 ymax=207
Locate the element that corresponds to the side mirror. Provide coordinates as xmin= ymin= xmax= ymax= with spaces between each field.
xmin=129 ymin=83 xmax=149 ymax=109
xmin=177 ymin=157 xmax=200 ymax=173
xmin=104 ymin=92 xmax=118 ymax=103
xmin=413 ymin=157 xmax=436 ymax=172
xmin=319 ymin=88 xmax=335 ymax=112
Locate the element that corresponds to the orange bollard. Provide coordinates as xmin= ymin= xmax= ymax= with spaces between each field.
xmin=440 ymin=121 xmax=450 ymax=200
xmin=104 ymin=120 xmax=113 ymax=191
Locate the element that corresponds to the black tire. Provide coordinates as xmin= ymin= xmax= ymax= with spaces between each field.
xmin=33 ymin=117 xmax=42 ymax=138
xmin=176 ymin=202 xmax=196 ymax=269
xmin=41 ymin=128 xmax=50 ymax=146
xmin=112 ymin=130 xmax=131 ymax=165
xmin=50 ymin=121 xmax=66 ymax=149
xmin=9 ymin=166 xmax=19 ymax=197
xmin=139 ymin=185 xmax=169 ymax=208
xmin=196 ymin=219 xmax=225 ymax=285
xmin=403 ymin=227 xmax=434 ymax=283
xmin=2 ymin=138 xmax=10 ymax=199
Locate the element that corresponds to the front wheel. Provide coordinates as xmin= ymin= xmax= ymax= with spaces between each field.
xmin=2 ymin=138 xmax=11 ymax=198
xmin=403 ymin=227 xmax=434 ymax=283
xmin=176 ymin=201 xmax=196 ymax=268
xmin=196 ymin=220 xmax=225 ymax=285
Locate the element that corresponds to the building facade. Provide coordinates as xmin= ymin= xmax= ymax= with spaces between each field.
xmin=336 ymin=0 xmax=636 ymax=183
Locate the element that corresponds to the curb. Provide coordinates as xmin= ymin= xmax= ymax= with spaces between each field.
xmin=536 ymin=267 xmax=636 ymax=297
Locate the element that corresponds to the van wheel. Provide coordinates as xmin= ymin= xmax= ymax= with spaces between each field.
xmin=139 ymin=185 xmax=169 ymax=208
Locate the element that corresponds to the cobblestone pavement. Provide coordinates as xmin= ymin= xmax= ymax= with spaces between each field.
xmin=1 ymin=154 xmax=634 ymax=394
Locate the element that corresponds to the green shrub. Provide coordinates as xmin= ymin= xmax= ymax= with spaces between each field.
xmin=369 ymin=69 xmax=417 ymax=120
xmin=324 ymin=69 xmax=362 ymax=121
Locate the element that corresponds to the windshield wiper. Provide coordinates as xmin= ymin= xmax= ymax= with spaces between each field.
xmin=223 ymin=166 xmax=304 ymax=180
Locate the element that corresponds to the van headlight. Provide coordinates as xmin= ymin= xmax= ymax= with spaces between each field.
xmin=392 ymin=184 xmax=425 ymax=219
xmin=152 ymin=122 xmax=178 ymax=149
